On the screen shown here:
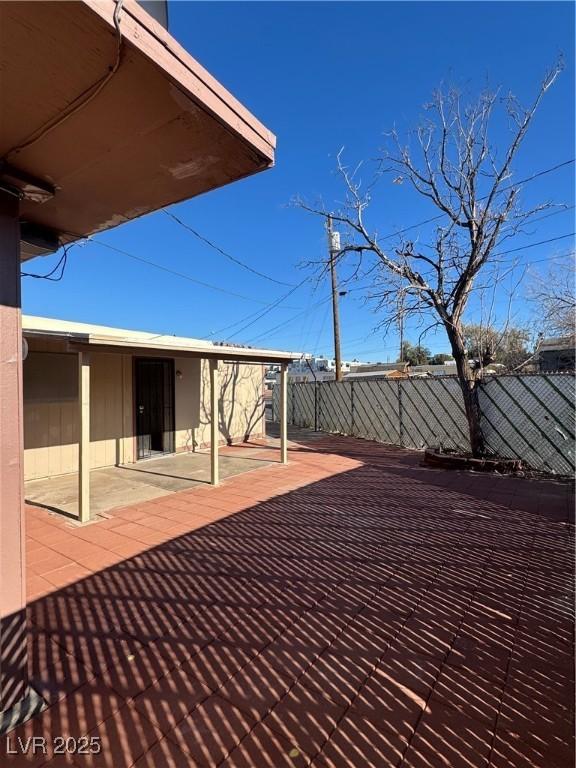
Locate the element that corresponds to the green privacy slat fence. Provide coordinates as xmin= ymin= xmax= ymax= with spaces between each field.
xmin=272 ymin=373 xmax=575 ymax=475
xmin=478 ymin=374 xmax=575 ymax=475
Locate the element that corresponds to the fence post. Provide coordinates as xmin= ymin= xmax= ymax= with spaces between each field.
xmin=398 ymin=379 xmax=404 ymax=446
xmin=350 ymin=380 xmax=355 ymax=435
xmin=314 ymin=382 xmax=319 ymax=431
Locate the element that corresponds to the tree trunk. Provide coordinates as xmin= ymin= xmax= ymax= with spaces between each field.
xmin=446 ymin=325 xmax=485 ymax=458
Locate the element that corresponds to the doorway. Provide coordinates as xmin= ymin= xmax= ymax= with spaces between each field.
xmin=134 ymin=358 xmax=175 ymax=460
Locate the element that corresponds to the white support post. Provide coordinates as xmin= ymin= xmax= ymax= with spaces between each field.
xmin=280 ymin=362 xmax=288 ymax=464
xmin=78 ymin=351 xmax=90 ymax=523
xmin=210 ymin=359 xmax=219 ymax=486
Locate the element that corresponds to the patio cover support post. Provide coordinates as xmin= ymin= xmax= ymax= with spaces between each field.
xmin=280 ymin=362 xmax=288 ymax=464
xmin=210 ymin=359 xmax=219 ymax=486
xmin=0 ymin=190 xmax=28 ymax=724
xmin=78 ymin=351 xmax=91 ymax=523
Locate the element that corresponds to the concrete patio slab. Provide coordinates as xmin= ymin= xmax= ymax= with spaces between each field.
xmin=4 ymin=425 xmax=574 ymax=767
xmin=25 ymin=444 xmax=275 ymax=517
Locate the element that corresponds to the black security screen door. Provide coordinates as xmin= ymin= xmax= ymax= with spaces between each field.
xmin=134 ymin=358 xmax=175 ymax=460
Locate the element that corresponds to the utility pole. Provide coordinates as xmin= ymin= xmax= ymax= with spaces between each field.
xmin=327 ymin=216 xmax=343 ymax=382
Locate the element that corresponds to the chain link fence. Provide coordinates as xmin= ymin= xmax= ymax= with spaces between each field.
xmin=273 ymin=373 xmax=575 ymax=475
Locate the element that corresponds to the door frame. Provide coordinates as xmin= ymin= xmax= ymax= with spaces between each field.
xmin=133 ymin=356 xmax=176 ymax=460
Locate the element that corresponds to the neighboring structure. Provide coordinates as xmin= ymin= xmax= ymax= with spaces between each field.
xmin=346 ymin=368 xmax=408 ymax=380
xmin=1 ymin=0 xmax=276 ymax=731
xmin=347 ymin=361 xmax=458 ymax=378
xmin=410 ymin=362 xmax=458 ymax=377
xmin=349 ymin=362 xmax=408 ymax=376
xmin=289 ymin=370 xmax=337 ymax=383
xmin=538 ymin=337 xmax=575 ymax=373
xmin=287 ymin=356 xmax=360 ymax=383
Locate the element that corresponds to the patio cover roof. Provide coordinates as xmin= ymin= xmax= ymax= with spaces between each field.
xmin=0 ymin=0 xmax=276 ymax=259
xmin=22 ymin=315 xmax=300 ymax=364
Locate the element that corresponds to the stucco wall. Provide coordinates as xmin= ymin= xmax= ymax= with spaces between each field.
xmin=174 ymin=357 xmax=201 ymax=453
xmin=197 ymin=360 xmax=265 ymax=448
xmin=23 ymin=346 xmax=265 ymax=481
xmin=24 ymin=350 xmax=134 ymax=480
xmin=173 ymin=358 xmax=265 ymax=451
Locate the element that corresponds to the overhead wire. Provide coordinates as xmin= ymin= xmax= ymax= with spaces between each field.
xmin=6 ymin=1 xmax=124 ymax=159
xmin=162 ymin=210 xmax=294 ymax=287
xmin=490 ymin=232 xmax=575 ymax=259
xmin=245 ymin=294 xmax=332 ymax=345
xmin=374 ymin=158 xmax=574 ymax=242
xmin=222 ymin=277 xmax=311 ymax=341
xmin=90 ymin=238 xmax=303 ymax=307
xmin=24 ymin=157 xmax=570 ymax=352
xmin=248 ymin=238 xmax=574 ymax=348
xmin=312 ymin=303 xmax=332 ymax=357
xmin=21 ymin=243 xmax=75 ymax=281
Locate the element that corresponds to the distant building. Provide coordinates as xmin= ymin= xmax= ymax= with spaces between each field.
xmin=409 ymin=362 xmax=457 ymax=377
xmin=538 ymin=337 xmax=575 ymax=373
xmin=347 ymin=360 xmax=458 ymax=378
xmin=349 ymin=362 xmax=406 ymax=374
xmin=286 ymin=356 xmax=362 ymax=383
xmin=346 ymin=368 xmax=408 ymax=380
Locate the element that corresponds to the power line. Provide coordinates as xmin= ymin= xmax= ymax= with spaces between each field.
xmin=352 ymin=232 xmax=574 ymax=286
xmin=48 ymin=159 xmax=568 ymax=346
xmin=416 ymin=206 xmax=574 ymax=258
xmin=376 ymin=158 xmax=575 ymax=242
xmin=245 ymin=294 xmax=332 ymax=345
xmin=163 ymin=210 xmax=295 ymax=287
xmin=492 ymin=232 xmax=575 ymax=259
xmin=7 ymin=1 xmax=124 ymax=159
xmin=312 ymin=303 xmax=332 ymax=357
xmin=271 ymin=250 xmax=571 ymax=351
xmin=496 ymin=159 xmax=575 ymax=196
xmin=21 ymin=243 xmax=75 ymax=281
xmin=203 ymin=276 xmax=314 ymax=341
xmin=90 ymin=238 xmax=302 ymax=308
xmin=297 ymin=282 xmax=320 ymax=352
xmin=250 ymin=244 xmax=572 ymax=349
xmin=204 ymin=305 xmax=275 ymax=339
xmin=223 ymin=277 xmax=311 ymax=341
xmin=87 ymin=158 xmax=572 ymax=315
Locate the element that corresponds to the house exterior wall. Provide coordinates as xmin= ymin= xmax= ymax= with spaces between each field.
xmin=23 ymin=348 xmax=134 ymax=480
xmin=23 ymin=345 xmax=265 ymax=481
xmin=174 ymin=356 xmax=202 ymax=453
xmin=196 ymin=360 xmax=265 ymax=448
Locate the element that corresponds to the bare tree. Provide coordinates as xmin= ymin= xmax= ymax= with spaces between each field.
xmin=529 ymin=253 xmax=575 ymax=340
xmin=298 ymin=65 xmax=562 ymax=457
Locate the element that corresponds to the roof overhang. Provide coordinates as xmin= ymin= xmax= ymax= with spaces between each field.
xmin=0 ymin=0 xmax=276 ymax=260
xmin=68 ymin=338 xmax=298 ymax=364
xmin=23 ymin=317 xmax=299 ymax=365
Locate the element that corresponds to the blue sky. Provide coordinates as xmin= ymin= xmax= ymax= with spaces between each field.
xmin=23 ymin=1 xmax=575 ymax=361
